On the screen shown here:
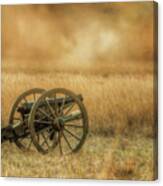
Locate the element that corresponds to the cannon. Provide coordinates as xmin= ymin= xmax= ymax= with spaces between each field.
xmin=1 ymin=88 xmax=89 ymax=155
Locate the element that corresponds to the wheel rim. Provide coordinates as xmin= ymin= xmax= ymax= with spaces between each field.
xmin=29 ymin=88 xmax=89 ymax=155
xmin=8 ymin=88 xmax=45 ymax=150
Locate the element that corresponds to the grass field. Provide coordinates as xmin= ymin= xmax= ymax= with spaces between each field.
xmin=1 ymin=59 xmax=157 ymax=180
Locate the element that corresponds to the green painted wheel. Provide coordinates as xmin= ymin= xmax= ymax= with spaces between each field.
xmin=8 ymin=88 xmax=45 ymax=151
xmin=29 ymin=88 xmax=89 ymax=155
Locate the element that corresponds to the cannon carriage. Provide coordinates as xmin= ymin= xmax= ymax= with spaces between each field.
xmin=1 ymin=88 xmax=89 ymax=155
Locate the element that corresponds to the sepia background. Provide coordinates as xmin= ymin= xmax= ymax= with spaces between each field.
xmin=1 ymin=2 xmax=157 ymax=180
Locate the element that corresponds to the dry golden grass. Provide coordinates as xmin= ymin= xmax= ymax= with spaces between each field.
xmin=1 ymin=60 xmax=156 ymax=180
xmin=2 ymin=135 xmax=155 ymax=180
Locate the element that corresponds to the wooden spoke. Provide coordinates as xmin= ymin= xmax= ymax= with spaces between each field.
xmin=48 ymin=129 xmax=54 ymax=138
xmin=37 ymin=111 xmax=52 ymax=121
xmin=64 ymin=128 xmax=81 ymax=141
xmin=54 ymin=93 xmax=58 ymax=116
xmin=64 ymin=123 xmax=83 ymax=128
xmin=40 ymin=140 xmax=46 ymax=147
xmin=58 ymin=132 xmax=63 ymax=155
xmin=33 ymin=93 xmax=36 ymax=101
xmin=37 ymin=114 xmax=47 ymax=121
xmin=62 ymin=131 xmax=73 ymax=151
xmin=34 ymin=120 xmax=52 ymax=125
xmin=27 ymin=139 xmax=33 ymax=149
xmin=41 ymin=132 xmax=49 ymax=148
xmin=44 ymin=98 xmax=56 ymax=118
xmin=23 ymin=97 xmax=28 ymax=105
xmin=59 ymin=96 xmax=66 ymax=115
xmin=37 ymin=126 xmax=52 ymax=134
xmin=38 ymin=108 xmax=53 ymax=121
xmin=64 ymin=102 xmax=75 ymax=116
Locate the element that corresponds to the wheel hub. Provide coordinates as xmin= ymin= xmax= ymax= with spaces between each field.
xmin=53 ymin=117 xmax=64 ymax=131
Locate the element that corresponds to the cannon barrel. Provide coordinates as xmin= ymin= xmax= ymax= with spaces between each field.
xmin=17 ymin=94 xmax=83 ymax=115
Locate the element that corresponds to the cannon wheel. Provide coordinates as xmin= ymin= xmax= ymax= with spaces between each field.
xmin=8 ymin=88 xmax=45 ymax=150
xmin=29 ymin=88 xmax=89 ymax=155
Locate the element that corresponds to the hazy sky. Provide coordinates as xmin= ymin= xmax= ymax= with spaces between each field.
xmin=2 ymin=2 xmax=155 ymax=64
